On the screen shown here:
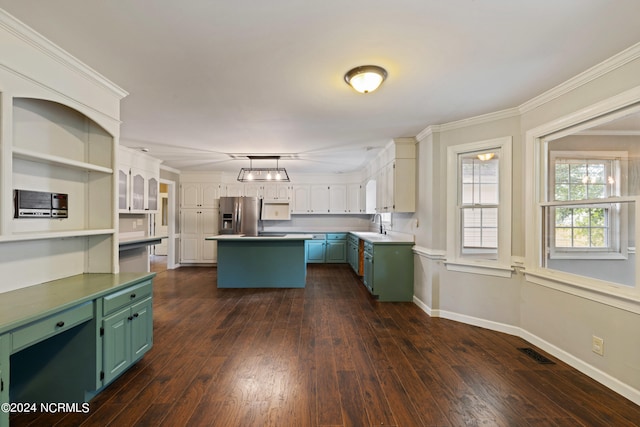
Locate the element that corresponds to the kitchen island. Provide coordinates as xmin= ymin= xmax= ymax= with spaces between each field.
xmin=205 ymin=234 xmax=313 ymax=288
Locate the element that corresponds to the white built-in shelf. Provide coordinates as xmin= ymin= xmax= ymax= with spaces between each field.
xmin=0 ymin=229 xmax=116 ymax=244
xmin=12 ymin=147 xmax=113 ymax=174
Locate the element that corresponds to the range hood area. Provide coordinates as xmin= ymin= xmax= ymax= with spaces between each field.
xmin=261 ymin=200 xmax=291 ymax=220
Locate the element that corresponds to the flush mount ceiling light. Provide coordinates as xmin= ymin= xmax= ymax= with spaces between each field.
xmin=344 ymin=65 xmax=387 ymax=94
xmin=237 ymin=155 xmax=290 ymax=182
xmin=477 ymin=152 xmax=496 ymax=161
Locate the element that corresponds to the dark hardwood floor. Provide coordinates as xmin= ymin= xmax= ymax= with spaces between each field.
xmin=12 ymin=264 xmax=640 ymax=426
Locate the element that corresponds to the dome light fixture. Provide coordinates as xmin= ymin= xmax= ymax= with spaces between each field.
xmin=344 ymin=65 xmax=387 ymax=94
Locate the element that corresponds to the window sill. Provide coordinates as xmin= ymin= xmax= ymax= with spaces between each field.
xmin=524 ymin=268 xmax=640 ymax=314
xmin=445 ymin=260 xmax=514 ymax=278
xmin=549 ymin=251 xmax=628 ymax=261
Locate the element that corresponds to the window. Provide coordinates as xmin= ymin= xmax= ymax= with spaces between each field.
xmin=548 ymin=152 xmax=624 ymax=259
xmin=446 ymin=137 xmax=512 ymax=276
xmin=460 ymin=153 xmax=498 ymax=256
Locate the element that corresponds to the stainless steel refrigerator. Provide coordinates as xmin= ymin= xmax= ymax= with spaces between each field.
xmin=218 ymin=196 xmax=260 ymax=236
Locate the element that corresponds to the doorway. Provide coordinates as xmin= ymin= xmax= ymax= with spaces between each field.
xmin=150 ymin=179 xmax=177 ymax=271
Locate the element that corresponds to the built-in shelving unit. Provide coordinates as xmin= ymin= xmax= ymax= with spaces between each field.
xmin=0 ymin=12 xmax=127 ymax=294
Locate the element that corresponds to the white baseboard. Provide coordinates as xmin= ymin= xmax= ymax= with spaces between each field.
xmin=411 ymin=296 xmax=640 ymax=405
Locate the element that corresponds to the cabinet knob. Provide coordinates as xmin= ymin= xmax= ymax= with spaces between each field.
xmin=130 ymin=293 xmax=137 ymax=299
xmin=128 ymin=316 xmax=133 ymax=321
xmin=56 ymin=321 xmax=65 ymax=327
xmin=133 ymin=313 xmax=139 ymax=318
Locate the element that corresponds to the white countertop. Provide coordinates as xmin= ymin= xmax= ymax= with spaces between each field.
xmin=205 ymin=234 xmax=314 ymax=241
xmin=349 ymin=231 xmax=414 ymax=244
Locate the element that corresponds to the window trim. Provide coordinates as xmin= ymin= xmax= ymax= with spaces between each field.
xmin=446 ymin=136 xmax=512 ymax=277
xmin=524 ymin=86 xmax=640 ymax=309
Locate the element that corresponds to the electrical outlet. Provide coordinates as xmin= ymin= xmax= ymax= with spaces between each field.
xmin=592 ymin=335 xmax=604 ymax=356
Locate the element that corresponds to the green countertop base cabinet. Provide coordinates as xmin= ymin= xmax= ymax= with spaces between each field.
xmin=0 ymin=273 xmax=155 ymax=427
xmin=217 ymin=240 xmax=307 ymax=288
xmin=364 ymin=242 xmax=414 ymax=302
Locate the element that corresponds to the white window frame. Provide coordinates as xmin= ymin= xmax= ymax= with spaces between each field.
xmin=524 ymin=87 xmax=640 ymax=309
xmin=547 ymin=151 xmax=627 ymax=260
xmin=446 ymin=136 xmax=512 ymax=277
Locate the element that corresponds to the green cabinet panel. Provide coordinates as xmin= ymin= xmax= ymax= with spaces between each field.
xmin=347 ymin=234 xmax=361 ymax=274
xmin=103 ymin=296 xmax=153 ymax=381
xmin=102 ymin=295 xmax=153 ymax=385
xmin=306 ymin=240 xmax=326 ymax=263
xmin=103 ymin=280 xmax=152 ymax=316
xmin=326 ymin=240 xmax=346 ymax=263
xmin=363 ymin=241 xmax=414 ymax=302
xmin=11 ymin=301 xmax=93 ymax=353
xmin=0 ymin=335 xmax=8 ymax=427
xmin=131 ymin=298 xmax=153 ymax=360
xmin=102 ymin=307 xmax=131 ymax=384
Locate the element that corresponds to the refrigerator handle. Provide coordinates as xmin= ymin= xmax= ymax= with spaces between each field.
xmin=235 ymin=199 xmax=242 ymax=233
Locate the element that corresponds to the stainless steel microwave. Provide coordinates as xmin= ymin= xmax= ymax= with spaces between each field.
xmin=14 ymin=189 xmax=68 ymax=218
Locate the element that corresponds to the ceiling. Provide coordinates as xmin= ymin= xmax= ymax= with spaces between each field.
xmin=2 ymin=1 xmax=640 ymax=175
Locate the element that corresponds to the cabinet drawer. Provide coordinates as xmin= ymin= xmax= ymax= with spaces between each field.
xmin=327 ymin=233 xmax=347 ymax=240
xmin=103 ymin=280 xmax=152 ymax=316
xmin=364 ymin=241 xmax=374 ymax=254
xmin=11 ymin=301 xmax=93 ymax=353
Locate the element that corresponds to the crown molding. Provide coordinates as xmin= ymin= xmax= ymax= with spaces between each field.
xmin=0 ymin=9 xmax=128 ymax=99
xmin=519 ymin=41 xmax=640 ymax=114
xmin=416 ymin=108 xmax=519 ymax=140
xmin=415 ymin=41 xmax=640 ymax=138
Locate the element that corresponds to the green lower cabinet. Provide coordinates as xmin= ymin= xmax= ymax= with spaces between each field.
xmin=363 ymin=242 xmax=414 ymax=302
xmin=326 ymin=240 xmax=346 ymax=263
xmin=102 ymin=297 xmax=152 ymax=385
xmin=102 ymin=306 xmax=132 ymax=384
xmin=0 ymin=335 xmax=8 ymax=427
xmin=306 ymin=240 xmax=326 ymax=263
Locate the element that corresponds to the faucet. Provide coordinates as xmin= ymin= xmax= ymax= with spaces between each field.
xmin=372 ymin=213 xmax=383 ymax=234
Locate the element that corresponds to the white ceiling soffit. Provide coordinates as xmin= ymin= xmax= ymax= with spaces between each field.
xmin=2 ymin=1 xmax=640 ymax=174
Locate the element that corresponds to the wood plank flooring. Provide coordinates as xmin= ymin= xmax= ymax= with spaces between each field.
xmin=12 ymin=264 xmax=640 ymax=426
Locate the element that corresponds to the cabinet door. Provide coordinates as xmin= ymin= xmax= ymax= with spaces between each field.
xmin=118 ymin=168 xmax=130 ymax=212
xmin=329 ymin=185 xmax=347 ymax=213
xmin=263 ymin=183 xmax=291 ymax=200
xmin=292 ymin=185 xmax=310 ymax=213
xmin=326 ymin=240 xmax=346 ymax=263
xmin=392 ymin=158 xmax=416 ymax=212
xmin=200 ymin=209 xmax=218 ymax=262
xmin=244 ymin=183 xmax=263 ymax=198
xmin=181 ymin=183 xmax=202 ymax=208
xmin=180 ymin=210 xmax=200 ymax=262
xmin=202 ymin=183 xmax=221 ymax=208
xmin=103 ymin=307 xmax=132 ymax=384
xmin=363 ymin=252 xmax=374 ymax=293
xmin=131 ymin=169 xmax=146 ymax=211
xmin=147 ymin=177 xmax=159 ymax=212
xmin=347 ymin=184 xmax=361 ymax=213
xmin=306 ymin=241 xmax=325 ymax=263
xmin=131 ymin=298 xmax=153 ymax=360
xmin=224 ymin=183 xmax=245 ymax=197
xmin=310 ymin=185 xmax=330 ymax=213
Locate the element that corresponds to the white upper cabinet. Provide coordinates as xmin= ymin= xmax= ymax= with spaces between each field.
xmin=118 ymin=147 xmax=162 ymax=213
xmin=347 ymin=184 xmax=361 ymax=213
xmin=181 ymin=183 xmax=221 ymax=208
xmin=263 ymin=183 xmax=291 ymax=200
xmin=329 ymin=185 xmax=347 ymax=213
xmin=310 ymin=185 xmax=330 ymax=213
xmin=291 ymin=185 xmax=311 ymax=213
xmin=374 ymin=138 xmax=416 ymax=213
xmin=223 ymin=183 xmax=245 ymax=197
xmin=243 ymin=183 xmax=263 ymax=198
